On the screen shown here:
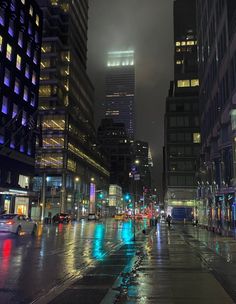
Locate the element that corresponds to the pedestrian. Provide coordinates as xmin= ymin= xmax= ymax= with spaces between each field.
xmin=166 ymin=214 xmax=172 ymax=227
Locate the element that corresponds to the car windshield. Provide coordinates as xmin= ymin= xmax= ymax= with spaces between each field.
xmin=0 ymin=214 xmax=17 ymax=219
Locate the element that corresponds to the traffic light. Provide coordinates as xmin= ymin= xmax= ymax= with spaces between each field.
xmin=124 ymin=193 xmax=130 ymax=201
xmin=98 ymin=192 xmax=103 ymax=199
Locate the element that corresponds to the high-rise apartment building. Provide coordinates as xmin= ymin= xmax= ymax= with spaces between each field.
xmin=35 ymin=0 xmax=109 ymax=218
xmin=0 ymin=0 xmax=42 ymax=215
xmin=163 ymin=0 xmax=200 ymax=221
xmin=196 ymin=0 xmax=236 ymax=229
xmin=105 ymin=50 xmax=135 ymax=139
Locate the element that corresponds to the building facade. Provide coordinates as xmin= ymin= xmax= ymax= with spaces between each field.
xmin=97 ymin=118 xmax=131 ymax=193
xmin=105 ymin=50 xmax=135 ymax=139
xmin=0 ymin=0 xmax=42 ymax=216
xmin=196 ymin=0 xmax=236 ymax=230
xmin=164 ymin=0 xmax=200 ymax=221
xmin=35 ymin=0 xmax=109 ymax=219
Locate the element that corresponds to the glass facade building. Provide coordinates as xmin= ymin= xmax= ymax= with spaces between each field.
xmin=0 ymin=0 xmax=42 ymax=216
xmin=35 ymin=0 xmax=109 ymax=219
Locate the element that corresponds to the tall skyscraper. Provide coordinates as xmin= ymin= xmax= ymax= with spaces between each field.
xmin=35 ymin=0 xmax=109 ymax=218
xmin=163 ymin=0 xmax=200 ymax=221
xmin=105 ymin=50 xmax=135 ymax=139
xmin=196 ymin=0 xmax=236 ymax=229
xmin=0 ymin=0 xmax=42 ymax=215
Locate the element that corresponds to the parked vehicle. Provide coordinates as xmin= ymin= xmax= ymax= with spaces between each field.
xmin=52 ymin=213 xmax=71 ymax=224
xmin=0 ymin=214 xmax=37 ymax=235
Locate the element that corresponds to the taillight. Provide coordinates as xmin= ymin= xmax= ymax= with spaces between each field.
xmin=6 ymin=221 xmax=15 ymax=225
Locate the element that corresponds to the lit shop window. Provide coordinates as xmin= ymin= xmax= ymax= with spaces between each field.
xmin=0 ymin=35 xmax=2 ymax=51
xmin=12 ymin=104 xmax=18 ymax=118
xmin=67 ymin=159 xmax=76 ymax=172
xmin=29 ymin=5 xmax=33 ymax=16
xmin=39 ymin=85 xmax=51 ymax=97
xmin=4 ymin=69 xmax=10 ymax=86
xmin=14 ymin=79 xmax=20 ymax=94
xmin=193 ymin=133 xmax=201 ymax=143
xmin=190 ymin=79 xmax=199 ymax=87
xmin=23 ymin=87 xmax=28 ymax=101
xmin=6 ymin=44 xmax=12 ymax=61
xmin=36 ymin=14 xmax=40 ymax=26
xmin=36 ymin=154 xmax=63 ymax=168
xmin=41 ymin=59 xmax=51 ymax=69
xmin=177 ymin=80 xmax=190 ymax=87
xmin=1 ymin=96 xmax=8 ymax=114
xmin=22 ymin=111 xmax=27 ymax=126
xmin=41 ymin=44 xmax=52 ymax=53
xmin=43 ymin=137 xmax=64 ymax=148
xmin=42 ymin=116 xmax=65 ymax=130
xmin=16 ymin=54 xmax=22 ymax=70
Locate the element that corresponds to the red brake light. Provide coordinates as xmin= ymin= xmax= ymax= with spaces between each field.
xmin=6 ymin=221 xmax=15 ymax=225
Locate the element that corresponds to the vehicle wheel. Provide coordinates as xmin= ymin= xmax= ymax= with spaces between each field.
xmin=31 ymin=224 xmax=37 ymax=236
xmin=16 ymin=226 xmax=22 ymax=236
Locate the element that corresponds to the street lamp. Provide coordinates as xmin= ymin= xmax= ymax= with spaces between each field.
xmin=74 ymin=177 xmax=80 ymax=220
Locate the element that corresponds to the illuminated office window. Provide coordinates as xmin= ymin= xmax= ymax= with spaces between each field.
xmin=36 ymin=14 xmax=40 ymax=26
xmin=0 ymin=35 xmax=2 ymax=52
xmin=1 ymin=96 xmax=8 ymax=114
xmin=176 ymin=60 xmax=183 ymax=65
xmin=61 ymin=51 xmax=70 ymax=62
xmin=21 ymin=0 xmax=25 ymax=4
xmin=18 ymin=32 xmax=23 ymax=47
xmin=16 ymin=54 xmax=21 ymax=70
xmin=187 ymin=40 xmax=195 ymax=46
xmin=175 ymin=41 xmax=181 ymax=46
xmin=42 ymin=115 xmax=65 ymax=130
xmin=190 ymin=79 xmax=199 ymax=87
xmin=8 ymin=19 xmax=14 ymax=37
xmin=39 ymin=85 xmax=51 ymax=97
xmin=22 ymin=111 xmax=27 ymax=126
xmin=43 ymin=137 xmax=64 ymax=148
xmin=176 ymin=48 xmax=181 ymax=53
xmin=193 ymin=133 xmax=201 ymax=143
xmin=67 ymin=159 xmax=76 ymax=172
xmin=29 ymin=5 xmax=33 ymax=16
xmin=26 ymin=42 xmax=31 ymax=57
xmin=23 ymin=86 xmax=28 ymax=101
xmin=36 ymin=154 xmax=63 ymax=168
xmin=32 ymin=71 xmax=36 ymax=85
xmin=177 ymin=80 xmax=190 ymax=87
xmin=41 ymin=59 xmax=50 ymax=68
xmin=181 ymin=41 xmax=186 ymax=46
xmin=14 ymin=78 xmax=20 ymax=94
xmin=25 ymin=64 xmax=30 ymax=79
xmin=0 ymin=9 xmax=4 ymax=26
xmin=12 ymin=104 xmax=18 ymax=118
xmin=41 ymin=44 xmax=51 ymax=53
xmin=6 ymin=44 xmax=12 ymax=60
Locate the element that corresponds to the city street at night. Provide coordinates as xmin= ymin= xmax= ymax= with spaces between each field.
xmin=1 ymin=220 xmax=236 ymax=303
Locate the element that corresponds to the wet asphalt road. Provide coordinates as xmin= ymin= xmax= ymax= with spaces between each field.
xmin=0 ymin=218 xmax=146 ymax=304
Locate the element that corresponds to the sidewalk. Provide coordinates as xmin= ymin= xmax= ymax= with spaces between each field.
xmin=48 ymin=224 xmax=235 ymax=304
xmin=102 ymin=224 xmax=234 ymax=304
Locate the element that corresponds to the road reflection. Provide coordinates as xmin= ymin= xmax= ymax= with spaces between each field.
xmin=0 ymin=218 xmax=144 ymax=303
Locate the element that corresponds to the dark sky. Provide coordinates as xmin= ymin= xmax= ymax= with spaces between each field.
xmin=87 ymin=0 xmax=174 ymax=192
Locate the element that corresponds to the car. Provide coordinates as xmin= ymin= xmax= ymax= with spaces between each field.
xmin=52 ymin=213 xmax=71 ymax=224
xmin=114 ymin=214 xmax=126 ymax=220
xmin=0 ymin=214 xmax=37 ymax=235
xmin=88 ymin=213 xmax=98 ymax=220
